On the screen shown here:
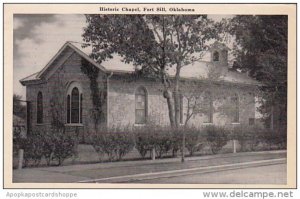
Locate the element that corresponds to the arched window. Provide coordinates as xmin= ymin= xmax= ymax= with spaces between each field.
xmin=80 ymin=94 xmax=83 ymax=123
xmin=71 ymin=87 xmax=80 ymax=123
xmin=213 ymin=51 xmax=219 ymax=61
xmin=135 ymin=87 xmax=147 ymax=124
xmin=204 ymin=91 xmax=213 ymax=123
xmin=37 ymin=91 xmax=43 ymax=124
xmin=231 ymin=93 xmax=239 ymax=123
xmin=67 ymin=95 xmax=70 ymax=123
xmin=66 ymin=82 xmax=82 ymax=124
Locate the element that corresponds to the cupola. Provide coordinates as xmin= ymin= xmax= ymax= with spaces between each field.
xmin=209 ymin=41 xmax=230 ymax=68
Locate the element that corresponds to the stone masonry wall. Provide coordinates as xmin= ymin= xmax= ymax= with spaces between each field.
xmin=26 ymin=49 xmax=107 ymax=142
xmin=107 ymin=77 xmax=256 ymax=128
xmin=107 ymin=76 xmax=169 ymax=127
xmin=26 ymin=47 xmax=256 ymax=141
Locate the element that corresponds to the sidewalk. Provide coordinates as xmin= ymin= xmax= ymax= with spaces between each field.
xmin=13 ymin=150 xmax=286 ymax=183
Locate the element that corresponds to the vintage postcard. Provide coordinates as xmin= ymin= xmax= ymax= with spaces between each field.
xmin=3 ymin=3 xmax=296 ymax=188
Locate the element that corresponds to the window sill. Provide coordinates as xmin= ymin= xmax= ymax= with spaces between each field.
xmin=203 ymin=122 xmax=213 ymax=125
xmin=134 ymin=123 xmax=146 ymax=127
xmin=231 ymin=122 xmax=240 ymax=125
xmin=65 ymin=123 xmax=84 ymax=127
xmin=36 ymin=123 xmax=47 ymax=126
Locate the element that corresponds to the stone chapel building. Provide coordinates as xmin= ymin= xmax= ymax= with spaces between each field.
xmin=20 ymin=41 xmax=260 ymax=140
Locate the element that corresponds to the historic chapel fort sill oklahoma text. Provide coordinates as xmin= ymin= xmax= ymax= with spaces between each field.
xmin=20 ymin=41 xmax=261 ymax=142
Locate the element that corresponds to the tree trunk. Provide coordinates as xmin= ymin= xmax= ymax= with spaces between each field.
xmin=181 ymin=130 xmax=186 ymax=162
xmin=162 ymin=70 xmax=175 ymax=128
xmin=174 ymin=92 xmax=180 ymax=128
xmin=270 ymin=104 xmax=274 ymax=131
xmin=174 ymin=62 xmax=185 ymax=162
xmin=174 ymin=65 xmax=181 ymax=128
xmin=163 ymin=89 xmax=175 ymax=127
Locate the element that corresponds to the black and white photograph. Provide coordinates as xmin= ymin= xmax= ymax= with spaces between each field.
xmin=4 ymin=3 xmax=296 ymax=189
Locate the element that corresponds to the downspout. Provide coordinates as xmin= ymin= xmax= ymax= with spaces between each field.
xmin=106 ymin=72 xmax=113 ymax=128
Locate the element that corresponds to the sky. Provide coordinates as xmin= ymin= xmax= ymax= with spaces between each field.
xmin=13 ymin=14 xmax=233 ymax=99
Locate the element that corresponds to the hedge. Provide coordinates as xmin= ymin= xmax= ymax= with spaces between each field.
xmin=92 ymin=127 xmax=135 ymax=161
xmin=204 ymin=125 xmax=229 ymax=154
xmin=14 ymin=130 xmax=78 ymax=167
xmin=231 ymin=124 xmax=286 ymax=152
xmin=15 ymin=124 xmax=285 ymax=166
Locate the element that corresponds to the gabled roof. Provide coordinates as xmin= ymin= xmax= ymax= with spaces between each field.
xmin=209 ymin=41 xmax=230 ymax=51
xmin=20 ymin=41 xmax=261 ymax=86
xmin=20 ymin=72 xmax=40 ymax=83
xmin=20 ymin=41 xmax=109 ymax=85
xmin=37 ymin=41 xmax=107 ymax=78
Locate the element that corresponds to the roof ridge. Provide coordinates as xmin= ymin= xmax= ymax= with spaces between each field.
xmin=20 ymin=41 xmax=261 ymax=87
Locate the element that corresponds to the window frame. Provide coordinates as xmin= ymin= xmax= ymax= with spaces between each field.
xmin=71 ymin=87 xmax=80 ymax=123
xmin=66 ymin=82 xmax=83 ymax=125
xmin=213 ymin=51 xmax=220 ymax=62
xmin=231 ymin=93 xmax=240 ymax=123
xmin=135 ymin=86 xmax=148 ymax=125
xmin=203 ymin=91 xmax=213 ymax=124
xmin=36 ymin=91 xmax=43 ymax=124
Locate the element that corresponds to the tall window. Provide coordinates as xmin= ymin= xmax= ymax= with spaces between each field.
xmin=213 ymin=51 xmax=219 ymax=61
xmin=71 ymin=87 xmax=80 ymax=123
xmin=135 ymin=87 xmax=147 ymax=124
xmin=204 ymin=91 xmax=213 ymax=123
xmin=66 ymin=82 xmax=82 ymax=124
xmin=231 ymin=93 xmax=239 ymax=123
xmin=37 ymin=91 xmax=43 ymax=124
xmin=67 ymin=95 xmax=70 ymax=123
xmin=80 ymin=94 xmax=83 ymax=123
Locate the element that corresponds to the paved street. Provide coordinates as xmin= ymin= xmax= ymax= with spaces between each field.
xmin=13 ymin=150 xmax=286 ymax=184
xmin=128 ymin=163 xmax=286 ymax=184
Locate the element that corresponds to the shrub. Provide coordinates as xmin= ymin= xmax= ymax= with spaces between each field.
xmin=153 ymin=129 xmax=173 ymax=158
xmin=134 ymin=125 xmax=210 ymax=158
xmin=13 ymin=128 xmax=78 ymax=167
xmin=184 ymin=126 xmax=206 ymax=156
xmin=93 ymin=134 xmax=115 ymax=161
xmin=232 ymin=125 xmax=262 ymax=152
xmin=51 ymin=133 xmax=78 ymax=166
xmin=134 ymin=126 xmax=176 ymax=159
xmin=231 ymin=124 xmax=286 ymax=152
xmin=170 ymin=128 xmax=182 ymax=157
xmin=134 ymin=126 xmax=209 ymax=158
xmin=113 ymin=129 xmax=135 ymax=160
xmin=134 ymin=131 xmax=152 ymax=158
xmin=273 ymin=132 xmax=287 ymax=150
xmin=260 ymin=129 xmax=287 ymax=150
xmin=205 ymin=125 xmax=228 ymax=154
xmin=16 ymin=131 xmax=45 ymax=167
xmin=134 ymin=126 xmax=161 ymax=158
xmin=13 ymin=128 xmax=23 ymax=156
xmin=41 ymin=133 xmax=56 ymax=166
xmin=92 ymin=128 xmax=135 ymax=161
